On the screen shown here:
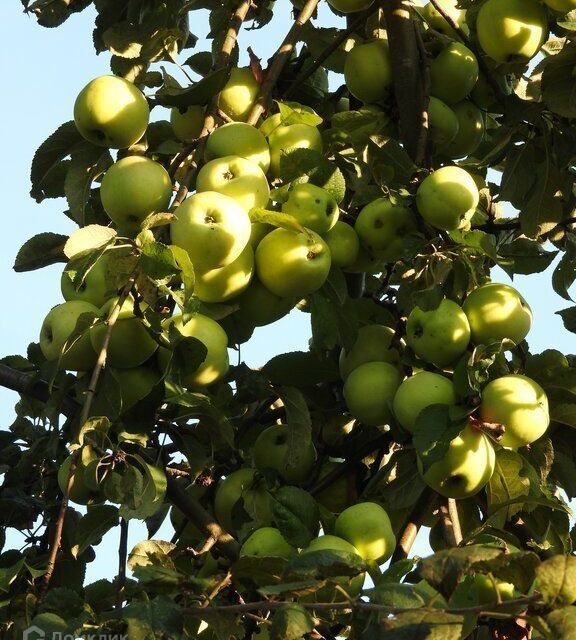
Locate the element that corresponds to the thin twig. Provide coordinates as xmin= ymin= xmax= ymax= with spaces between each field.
xmin=201 ymin=571 xmax=232 ymax=608
xmin=116 ymin=518 xmax=129 ymax=609
xmin=447 ymin=498 xmax=463 ymax=545
xmin=439 ymin=499 xmax=461 ymax=547
xmin=391 ymin=488 xmax=437 ymax=562
xmin=413 ymin=20 xmax=430 ymax=168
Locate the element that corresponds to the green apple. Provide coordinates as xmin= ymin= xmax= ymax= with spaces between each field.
xmin=40 ymin=300 xmax=99 ymax=371
xmin=195 ymin=244 xmax=254 ymax=303
xmin=214 ymin=468 xmax=272 ymax=533
xmin=463 ymin=282 xmax=532 ymax=347
xmin=343 ymin=361 xmax=402 ymax=426
xmin=344 ymin=40 xmax=392 ymax=104
xmin=339 ymin=324 xmax=401 ymax=379
xmin=428 ymin=97 xmax=459 ymax=147
xmin=250 ymin=222 xmax=272 ymax=249
xmin=324 ymin=221 xmax=360 ymax=268
xmin=281 ymin=184 xmax=339 ymax=234
xmin=61 ymin=252 xmax=114 ymax=308
xmin=334 ymin=502 xmax=395 ymax=563
xmin=476 ymin=0 xmax=548 ymax=63
xmin=421 ymin=0 xmax=468 ymax=36
xmin=416 ymin=166 xmax=479 ymax=231
xmin=171 ymin=191 xmax=251 ymax=270
xmin=234 ymin=278 xmax=295 ymax=327
xmin=544 ymin=0 xmax=576 ymax=11
xmin=217 ymin=67 xmax=260 ymax=122
xmin=268 ymin=123 xmax=323 ymax=178
xmin=406 ymin=299 xmax=471 ymax=368
xmin=195 ymin=155 xmax=270 ymax=212
xmin=441 ymin=100 xmax=485 ymax=159
xmin=253 ymin=424 xmax=316 ymax=485
xmin=112 ymin=365 xmax=161 ymax=412
xmin=205 ymin=122 xmax=270 ymax=173
xmin=315 ymin=461 xmax=356 ymax=513
xmin=343 ymin=246 xmax=386 ymax=274
xmin=472 ymin=574 xmax=516 ymax=605
xmin=480 ymin=374 xmax=549 ymax=449
xmin=301 ymin=535 xmax=365 ymax=600
xmin=100 ymin=156 xmax=173 ymax=232
xmin=327 ymin=0 xmax=374 ymax=12
xmin=240 ymin=527 xmax=295 ymax=559
xmin=170 ymin=105 xmax=204 ymax=143
xmin=255 ymin=228 xmax=331 ymax=298
xmin=90 ymin=296 xmax=158 ymax=369
xmin=393 ymin=371 xmax=456 ymax=433
xmin=58 ymin=446 xmax=100 ymax=505
xmin=74 ymin=75 xmax=149 ymax=149
xmin=158 ymin=312 xmax=229 ymax=387
xmin=430 ymin=43 xmax=479 ymax=106
xmin=418 ymin=422 xmax=496 ymax=498
xmin=355 ymin=198 xmax=418 ymax=263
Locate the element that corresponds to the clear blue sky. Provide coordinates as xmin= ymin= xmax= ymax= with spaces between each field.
xmin=0 ymin=1 xmax=572 ymax=584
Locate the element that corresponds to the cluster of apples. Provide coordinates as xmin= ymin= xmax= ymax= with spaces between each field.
xmin=342 ymin=282 xmax=550 ymax=499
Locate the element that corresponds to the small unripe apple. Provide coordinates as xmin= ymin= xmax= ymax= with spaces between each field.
xmin=196 ymin=155 xmax=270 ymax=212
xmin=195 ymin=244 xmax=254 ymax=303
xmin=406 ymin=299 xmax=471 ymax=368
xmin=171 ymin=191 xmax=251 ymax=270
xmin=217 ymin=67 xmax=260 ymax=122
xmin=393 ymin=371 xmax=456 ymax=432
xmin=327 ymin=0 xmax=374 ymax=13
xmin=61 ymin=252 xmax=115 ymax=308
xmin=170 ymin=105 xmax=204 ymax=142
xmin=250 ymin=222 xmax=273 ymax=249
xmin=100 ymin=156 xmax=173 ymax=233
xmin=234 ymin=278 xmax=295 ymax=327
xmin=472 ymin=574 xmax=516 ymax=605
xmin=255 ymin=228 xmax=331 ymax=298
xmin=268 ymin=123 xmax=323 ymax=178
xmin=421 ymin=0 xmax=468 ymax=36
xmin=334 ymin=502 xmax=395 ymax=562
xmin=281 ymin=183 xmax=339 ymax=234
xmin=428 ymin=97 xmax=459 ymax=148
xmin=240 ymin=527 xmax=295 ymax=559
xmin=476 ymin=0 xmax=548 ymax=63
xmin=343 ymin=361 xmax=402 ymax=426
xmin=205 ymin=122 xmax=270 ymax=173
xmin=480 ymin=374 xmax=549 ymax=449
xmin=40 ymin=300 xmax=99 ymax=371
xmin=315 ymin=461 xmax=357 ymax=513
xmin=339 ymin=324 xmax=401 ymax=379
xmin=544 ymin=0 xmax=576 ymax=11
xmin=463 ymin=282 xmax=532 ymax=346
xmin=416 ymin=166 xmax=479 ymax=231
xmin=74 ymin=75 xmax=149 ymax=149
xmin=441 ymin=100 xmax=485 ymax=159
xmin=344 ymin=40 xmax=393 ymax=104
xmin=418 ymin=422 xmax=496 ymax=498
xmin=324 ymin=221 xmax=360 ymax=268
xmin=430 ymin=43 xmax=479 ymax=105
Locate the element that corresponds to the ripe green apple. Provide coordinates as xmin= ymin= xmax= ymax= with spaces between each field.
xmin=472 ymin=574 xmax=516 ymax=605
xmin=170 ymin=105 xmax=204 ymax=143
xmin=406 ymin=299 xmax=471 ymax=368
xmin=441 ymin=100 xmax=485 ymax=159
xmin=344 ymin=40 xmax=392 ymax=104
xmin=158 ymin=312 xmax=229 ymax=387
xmin=463 ymin=282 xmax=532 ymax=347
xmin=100 ymin=156 xmax=173 ymax=233
xmin=315 ymin=461 xmax=357 ymax=513
xmin=255 ymin=228 xmax=331 ymax=298
xmin=196 ymin=155 xmax=270 ymax=212
xmin=253 ymin=424 xmax=316 ymax=485
xmin=250 ymin=222 xmax=272 ymax=249
xmin=418 ymin=422 xmax=496 ymax=498
xmin=217 ymin=67 xmax=260 ymax=122
xmin=343 ymin=362 xmax=403 ymax=426
xmin=171 ymin=191 xmax=251 ymax=270
xmin=476 ymin=0 xmax=548 ymax=63
xmin=430 ymin=43 xmax=479 ymax=105
xmin=234 ymin=278 xmax=295 ymax=327
xmin=61 ymin=252 xmax=114 ymax=308
xmin=480 ymin=374 xmax=549 ymax=449
xmin=393 ymin=371 xmax=456 ymax=432
xmin=74 ymin=75 xmax=149 ymax=149
xmin=40 ymin=300 xmax=99 ymax=371
xmin=544 ymin=0 xmax=576 ymax=11
xmin=195 ymin=244 xmax=254 ymax=303
xmin=327 ymin=0 xmax=374 ymax=12
xmin=112 ymin=365 xmax=161 ymax=412
xmin=301 ymin=535 xmax=365 ymax=600
xmin=421 ymin=0 xmax=468 ymax=36
xmin=240 ymin=527 xmax=295 ymax=559
xmin=355 ymin=197 xmax=418 ymax=263
xmin=214 ymin=468 xmax=272 ymax=533
xmin=268 ymin=123 xmax=323 ymax=178
xmin=58 ymin=446 xmax=100 ymax=505
xmin=324 ymin=222 xmax=360 ymax=269
xmin=334 ymin=502 xmax=395 ymax=563
xmin=416 ymin=166 xmax=479 ymax=231
xmin=90 ymin=296 xmax=158 ymax=369
xmin=205 ymin=122 xmax=270 ymax=173
xmin=428 ymin=97 xmax=459 ymax=148
xmin=343 ymin=246 xmax=386 ymax=274
xmin=339 ymin=324 xmax=401 ymax=379
xmin=281 ymin=184 xmax=339 ymax=234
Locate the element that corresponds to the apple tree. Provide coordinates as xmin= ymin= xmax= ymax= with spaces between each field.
xmin=4 ymin=0 xmax=576 ymax=637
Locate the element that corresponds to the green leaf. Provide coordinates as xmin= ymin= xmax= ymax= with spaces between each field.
xmin=64 ymin=225 xmax=117 ymax=260
xmin=368 ymin=582 xmax=428 ymax=609
xmin=249 ymin=208 xmax=306 ymax=234
xmin=534 ymin=555 xmax=576 ymax=608
xmin=287 ymin=549 xmax=365 ymax=581
xmin=380 ymin=609 xmax=463 ymax=640
xmin=277 ymin=387 xmax=313 ymax=477
xmin=367 ymin=135 xmax=418 ymax=189
xmin=412 ymin=406 xmax=466 ymax=475
xmin=122 ymin=595 xmax=183 ymax=638
xmin=13 ymin=232 xmax=68 ymax=272
xmin=556 ymin=306 xmax=576 ymax=333
xmin=141 ymin=240 xmax=181 ymax=282
xmin=127 ymin=540 xmax=176 ymax=572
xmin=262 ymin=351 xmax=340 ymax=387
xmin=72 ymin=505 xmax=119 ymax=557
xmin=497 ymin=238 xmax=558 ymax=277
xmin=156 ymin=67 xmax=229 ymax=108
xmin=270 ymin=604 xmax=315 ymax=640
xmin=542 ymin=43 xmax=576 ymax=118
xmin=546 ymin=606 xmax=576 ymax=639
xmin=553 ymin=250 xmax=576 ymax=301
xmin=121 ymin=459 xmax=167 ymax=520
xmin=486 ymin=449 xmax=531 ymax=528
xmin=271 ymin=486 xmax=320 ymax=548
xmin=472 ymin=551 xmax=540 ymax=594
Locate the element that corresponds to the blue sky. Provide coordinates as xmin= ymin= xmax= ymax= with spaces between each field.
xmin=0 ymin=1 xmax=572 ymax=584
